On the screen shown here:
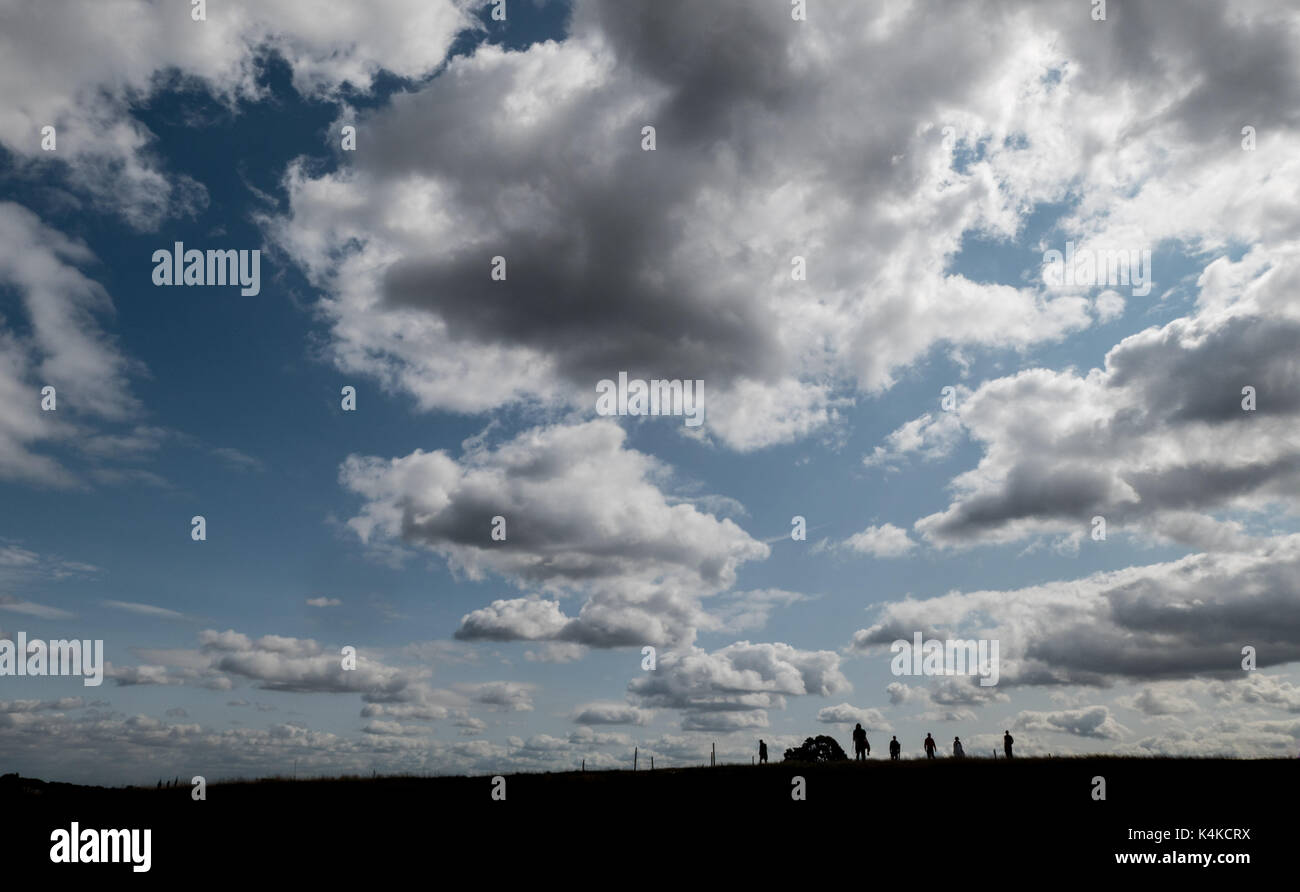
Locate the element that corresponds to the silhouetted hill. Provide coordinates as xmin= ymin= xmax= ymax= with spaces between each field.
xmin=3 ymin=757 xmax=1288 ymax=878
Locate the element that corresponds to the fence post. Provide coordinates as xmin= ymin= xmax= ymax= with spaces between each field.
xmin=634 ymin=747 xmax=638 ymax=771
xmin=711 ymin=742 xmax=716 ymax=767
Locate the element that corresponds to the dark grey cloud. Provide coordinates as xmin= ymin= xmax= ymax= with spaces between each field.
xmin=277 ymin=0 xmax=1276 ymax=449
xmin=1055 ymin=0 xmax=1300 ymax=147
xmin=911 ymin=254 xmax=1300 ymax=548
xmin=851 ymin=535 xmax=1300 ymax=687
xmin=1108 ymin=314 xmax=1300 ymax=424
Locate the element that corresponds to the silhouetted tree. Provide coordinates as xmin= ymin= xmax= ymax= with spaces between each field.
xmin=782 ymin=735 xmax=848 ymax=763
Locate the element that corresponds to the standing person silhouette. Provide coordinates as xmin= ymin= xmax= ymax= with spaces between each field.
xmin=758 ymin=739 xmax=768 ymax=764
xmin=888 ymin=736 xmax=901 ymax=761
xmin=953 ymin=736 xmax=964 ymax=758
xmin=923 ymin=733 xmax=937 ymax=759
xmin=1003 ymin=730 xmax=1014 ymax=759
xmin=852 ymin=723 xmax=869 ymax=760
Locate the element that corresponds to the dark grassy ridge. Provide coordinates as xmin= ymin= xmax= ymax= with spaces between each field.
xmin=3 ymin=757 xmax=1291 ymax=878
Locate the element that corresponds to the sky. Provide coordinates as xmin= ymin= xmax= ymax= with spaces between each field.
xmin=1 ymin=0 xmax=1299 ymax=785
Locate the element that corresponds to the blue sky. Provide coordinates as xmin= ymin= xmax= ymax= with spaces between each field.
xmin=2 ymin=0 xmax=1300 ymax=784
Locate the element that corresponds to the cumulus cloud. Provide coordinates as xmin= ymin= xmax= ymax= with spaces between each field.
xmin=212 ymin=644 xmax=408 ymax=695
xmin=0 ymin=697 xmax=86 ymax=714
xmin=863 ymin=412 xmax=965 ymax=470
xmin=114 ymin=628 xmax=411 ymax=698
xmin=0 ymin=0 xmax=474 ymax=226
xmin=1208 ymin=673 xmax=1300 ymax=713
xmin=1015 ymin=706 xmax=1129 ymax=740
xmin=816 ymin=703 xmax=892 ymax=732
xmin=886 ymin=682 xmax=918 ymax=706
xmin=882 ymin=678 xmax=1005 ymax=713
xmin=681 ymin=711 xmax=769 ymax=732
xmin=108 ymin=628 xmax=546 ymax=739
xmin=457 ymin=597 xmax=571 ymax=642
xmin=628 ymin=641 xmax=850 ymax=730
xmin=851 ymin=535 xmax=1300 ymax=687
xmin=573 ymin=702 xmax=653 ymax=726
xmin=343 ymin=419 xmax=767 ymax=649
xmin=928 ymin=678 xmax=1010 ymax=707
xmin=841 ymin=523 xmax=916 ymax=558
xmin=904 ymin=249 xmax=1300 ymax=550
xmin=917 ymin=707 xmax=978 ymax=723
xmin=457 ymin=681 xmax=536 ymax=712
xmin=1122 ymin=717 xmax=1300 ymax=758
xmin=1120 ymin=686 xmax=1200 ymax=717
xmin=267 ymin=0 xmax=1275 ymax=452
xmin=269 ymin=0 xmax=1298 ymax=455
xmin=524 ymin=642 xmax=587 ymax=663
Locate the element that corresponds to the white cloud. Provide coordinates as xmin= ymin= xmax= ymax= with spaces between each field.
xmin=0 ymin=0 xmax=475 ymax=226
xmin=911 ymin=248 xmax=1300 ymax=550
xmin=1119 ymin=686 xmax=1200 ymax=717
xmin=102 ymin=601 xmax=186 ymax=619
xmin=343 ymin=419 xmax=768 ymax=649
xmin=816 ymin=703 xmax=892 ymax=733
xmin=863 ymin=411 xmax=965 ymax=469
xmin=573 ymin=702 xmax=653 ymax=726
xmin=268 ymin=0 xmax=1232 ymax=452
xmin=1014 ymin=705 xmax=1129 ymax=740
xmin=629 ymin=641 xmax=850 ymax=730
xmin=851 ymin=535 xmax=1300 ymax=686
xmin=842 ymin=523 xmax=916 ymax=558
xmin=0 ymin=204 xmax=141 ymax=486
xmin=0 ymin=596 xmax=75 ymax=620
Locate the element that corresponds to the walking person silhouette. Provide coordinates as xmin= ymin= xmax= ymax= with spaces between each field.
xmin=1003 ymin=730 xmax=1014 ymax=759
xmin=923 ymin=733 xmax=937 ymax=759
xmin=952 ymin=736 xmax=964 ymax=758
xmin=888 ymin=736 xmax=901 ymax=761
xmin=852 ymin=723 xmax=869 ymax=760
xmin=759 ymin=739 xmax=768 ymax=764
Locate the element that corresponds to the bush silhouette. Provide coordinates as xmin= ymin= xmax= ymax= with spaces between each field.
xmin=783 ymin=735 xmax=848 ymax=763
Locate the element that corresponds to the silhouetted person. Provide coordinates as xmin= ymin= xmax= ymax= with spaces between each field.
xmin=1003 ymin=730 xmax=1014 ymax=759
xmin=953 ymin=736 xmax=964 ymax=758
xmin=923 ymin=733 xmax=937 ymax=759
xmin=889 ymin=736 xmax=900 ymax=760
xmin=852 ymin=723 xmax=869 ymax=760
xmin=759 ymin=739 xmax=768 ymax=764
